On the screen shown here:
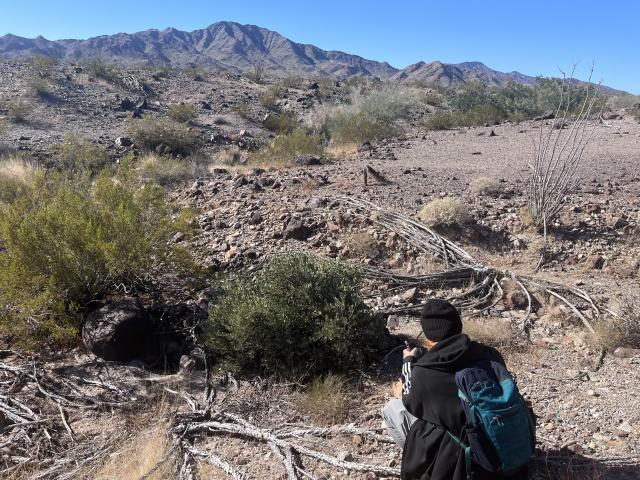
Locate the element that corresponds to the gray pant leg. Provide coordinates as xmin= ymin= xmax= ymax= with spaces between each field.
xmin=383 ymin=398 xmax=417 ymax=449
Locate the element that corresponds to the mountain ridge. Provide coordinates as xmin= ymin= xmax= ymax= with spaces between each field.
xmin=0 ymin=21 xmax=628 ymax=94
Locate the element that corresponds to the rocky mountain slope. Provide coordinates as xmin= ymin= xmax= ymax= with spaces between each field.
xmin=1 ymin=21 xmax=626 ymax=93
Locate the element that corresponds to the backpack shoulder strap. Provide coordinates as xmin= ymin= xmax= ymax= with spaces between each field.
xmin=446 ymin=431 xmax=472 ymax=480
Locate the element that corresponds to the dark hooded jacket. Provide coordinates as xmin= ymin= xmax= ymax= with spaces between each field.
xmin=400 ymin=334 xmax=528 ymax=480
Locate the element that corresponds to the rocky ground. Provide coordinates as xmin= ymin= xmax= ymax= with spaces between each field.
xmin=1 ymin=63 xmax=640 ymax=479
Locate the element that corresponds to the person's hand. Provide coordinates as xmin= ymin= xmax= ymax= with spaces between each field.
xmin=403 ymin=347 xmax=418 ymax=359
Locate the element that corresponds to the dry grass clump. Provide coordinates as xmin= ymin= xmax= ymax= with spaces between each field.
xmin=167 ymin=102 xmax=197 ymax=123
xmin=216 ymin=147 xmax=243 ymax=166
xmin=296 ymin=374 xmax=349 ymax=425
xmin=463 ymin=318 xmax=513 ymax=348
xmin=345 ymin=232 xmax=384 ymax=259
xmin=94 ymin=419 xmax=174 ymax=479
xmin=0 ymin=156 xmax=38 ymax=203
xmin=325 ymin=142 xmax=358 ymax=159
xmin=418 ymin=197 xmax=472 ymax=228
xmin=589 ymin=294 xmax=640 ymax=350
xmin=135 ymin=152 xmax=210 ymax=186
xmin=471 ymin=176 xmax=502 ymax=197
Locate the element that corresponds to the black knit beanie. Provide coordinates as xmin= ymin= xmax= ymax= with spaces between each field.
xmin=420 ymin=299 xmax=462 ymax=341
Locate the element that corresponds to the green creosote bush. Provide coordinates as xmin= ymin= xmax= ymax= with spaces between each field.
xmin=128 ymin=118 xmax=202 ymax=157
xmin=0 ymin=162 xmax=195 ymax=347
xmin=249 ymin=128 xmax=323 ymax=166
xmin=263 ymin=111 xmax=300 ymax=134
xmin=203 ymin=253 xmax=385 ymax=377
xmin=315 ymin=85 xmax=416 ymax=145
xmin=84 ymin=58 xmax=120 ymax=84
xmin=56 ymin=131 xmax=110 ymax=175
xmin=167 ymin=102 xmax=197 ymax=123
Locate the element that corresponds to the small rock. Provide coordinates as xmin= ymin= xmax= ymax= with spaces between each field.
xmin=284 ymin=219 xmax=311 ymax=240
xmin=386 ymin=315 xmax=400 ymax=329
xmin=401 ymin=287 xmax=418 ymax=302
xmin=337 ymin=451 xmax=353 ymax=462
xmin=115 ymin=136 xmax=134 ymax=147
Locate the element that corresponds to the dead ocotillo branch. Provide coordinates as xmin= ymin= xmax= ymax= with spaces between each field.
xmin=337 ymin=196 xmax=602 ymax=327
xmin=363 ymin=165 xmax=392 ymax=187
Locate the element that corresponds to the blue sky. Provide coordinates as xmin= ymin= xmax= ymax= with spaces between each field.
xmin=1 ymin=0 xmax=638 ymax=93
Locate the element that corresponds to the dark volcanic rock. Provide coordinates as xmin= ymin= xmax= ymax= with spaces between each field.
xmin=82 ymin=298 xmax=152 ymax=361
xmin=284 ymin=219 xmax=312 ymax=240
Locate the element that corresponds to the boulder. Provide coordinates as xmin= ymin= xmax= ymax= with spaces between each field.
xmin=295 ymin=155 xmax=322 ymax=166
xmin=82 ymin=298 xmax=152 ymax=361
xmin=284 ymin=219 xmax=311 ymax=240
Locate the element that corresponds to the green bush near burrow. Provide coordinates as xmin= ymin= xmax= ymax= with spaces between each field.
xmin=203 ymin=253 xmax=385 ymax=377
xmin=0 ymin=163 xmax=195 ymax=347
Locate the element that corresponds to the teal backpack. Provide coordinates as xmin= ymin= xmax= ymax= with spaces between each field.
xmin=449 ymin=360 xmax=536 ymax=477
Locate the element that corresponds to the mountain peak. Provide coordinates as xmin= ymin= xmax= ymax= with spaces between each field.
xmin=0 ymin=22 xmax=626 ymax=93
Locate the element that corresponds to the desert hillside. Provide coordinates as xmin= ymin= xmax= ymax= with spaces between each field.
xmin=0 ymin=52 xmax=639 ymax=480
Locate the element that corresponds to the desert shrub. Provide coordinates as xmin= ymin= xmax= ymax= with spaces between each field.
xmin=184 ymin=66 xmax=207 ymax=81
xmin=5 ymin=100 xmax=33 ymax=123
xmin=128 ymin=118 xmax=201 ymax=156
xmin=135 ymin=153 xmax=210 ymax=186
xmin=418 ymin=197 xmax=472 ymax=227
xmin=204 ymin=253 xmax=385 ymax=377
xmin=216 ymin=147 xmax=242 ymax=166
xmin=167 ymin=102 xmax=196 ymax=123
xmin=423 ymin=94 xmax=443 ymax=107
xmin=84 ymin=58 xmax=120 ymax=84
xmin=0 ymin=157 xmax=37 ymax=204
xmin=630 ymin=105 xmax=640 ymax=123
xmin=296 ymin=374 xmax=349 ymax=424
xmin=57 ymin=132 xmax=110 ymax=174
xmin=422 ymin=111 xmax=456 ymax=130
xmin=590 ymin=295 xmax=640 ymax=350
xmin=27 ymin=76 xmax=53 ymax=99
xmin=315 ymin=85 xmax=417 ymax=144
xmin=233 ymin=101 xmax=252 ymax=119
xmin=250 ymin=128 xmax=323 ymax=166
xmin=470 ymin=176 xmax=502 ymax=196
xmin=261 ymin=83 xmax=287 ymax=110
xmin=263 ymin=111 xmax=300 ymax=133
xmin=0 ymin=165 xmax=194 ymax=347
xmin=27 ymin=54 xmax=58 ymax=76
